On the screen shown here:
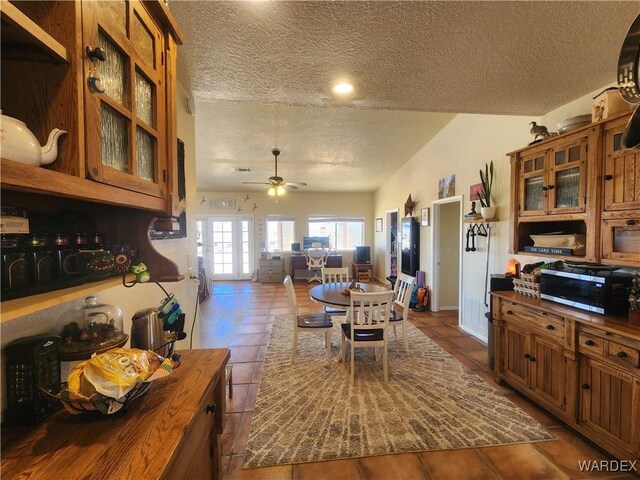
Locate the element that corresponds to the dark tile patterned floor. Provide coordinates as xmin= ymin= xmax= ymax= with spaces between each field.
xmin=201 ymin=281 xmax=630 ymax=480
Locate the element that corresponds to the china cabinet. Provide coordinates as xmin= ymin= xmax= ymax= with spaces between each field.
xmin=0 ymin=0 xmax=185 ymax=302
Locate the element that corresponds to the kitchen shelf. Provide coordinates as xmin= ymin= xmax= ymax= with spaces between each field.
xmin=0 ymin=275 xmax=135 ymax=323
xmin=517 ymin=250 xmax=585 ymax=261
xmin=0 ymin=1 xmax=70 ymax=64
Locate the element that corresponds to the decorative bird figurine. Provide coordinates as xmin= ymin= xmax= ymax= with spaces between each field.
xmin=529 ymin=122 xmax=550 ymax=141
xmin=252 ymin=203 xmax=258 ymax=211
xmin=245 ymin=194 xmax=251 ymax=202
xmin=200 ymin=196 xmax=206 ymax=205
xmin=132 ymin=262 xmax=151 ymax=283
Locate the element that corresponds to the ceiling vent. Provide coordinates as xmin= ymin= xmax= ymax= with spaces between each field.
xmin=234 ymin=167 xmax=252 ymax=172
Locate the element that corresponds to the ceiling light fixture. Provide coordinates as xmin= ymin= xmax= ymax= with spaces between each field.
xmin=333 ymin=82 xmax=354 ymax=94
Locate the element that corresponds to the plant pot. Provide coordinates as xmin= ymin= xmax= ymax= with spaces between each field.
xmin=481 ymin=207 xmax=496 ymax=220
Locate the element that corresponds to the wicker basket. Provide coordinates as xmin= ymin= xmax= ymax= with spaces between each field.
xmin=513 ymin=272 xmax=541 ymax=298
xmin=39 ymin=381 xmax=151 ymax=414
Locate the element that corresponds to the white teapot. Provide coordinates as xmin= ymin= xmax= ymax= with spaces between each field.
xmin=0 ymin=113 xmax=67 ymax=166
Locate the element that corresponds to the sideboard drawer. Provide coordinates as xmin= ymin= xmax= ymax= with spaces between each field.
xmin=607 ymin=342 xmax=640 ymax=369
xmin=578 ymin=332 xmax=606 ymax=356
xmin=501 ymin=302 xmax=564 ymax=339
xmin=259 ymin=272 xmax=284 ymax=283
xmin=259 ymin=259 xmax=284 ymax=271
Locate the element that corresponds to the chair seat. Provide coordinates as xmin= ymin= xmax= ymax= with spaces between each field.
xmin=297 ymin=313 xmax=333 ymax=328
xmin=388 ymin=310 xmax=404 ymax=322
xmin=341 ymin=323 xmax=384 ymax=341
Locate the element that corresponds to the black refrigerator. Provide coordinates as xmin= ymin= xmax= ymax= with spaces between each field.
xmin=400 ymin=217 xmax=419 ymax=277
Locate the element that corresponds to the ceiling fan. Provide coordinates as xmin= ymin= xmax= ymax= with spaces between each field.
xmin=242 ymin=148 xmax=307 ymax=196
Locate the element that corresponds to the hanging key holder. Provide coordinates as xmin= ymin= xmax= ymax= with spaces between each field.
xmin=86 ymin=45 xmax=107 ymax=94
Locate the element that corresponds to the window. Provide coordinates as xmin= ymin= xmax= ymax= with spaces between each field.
xmin=308 ymin=217 xmax=364 ymax=250
xmin=266 ymin=216 xmax=295 ymax=252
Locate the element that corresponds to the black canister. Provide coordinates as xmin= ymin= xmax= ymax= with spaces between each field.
xmin=26 ymin=234 xmax=54 ymax=284
xmin=90 ymin=232 xmax=107 ymax=249
xmin=73 ymin=233 xmax=89 ymax=250
xmin=51 ymin=233 xmax=74 ymax=280
xmin=1 ymin=234 xmax=30 ymax=291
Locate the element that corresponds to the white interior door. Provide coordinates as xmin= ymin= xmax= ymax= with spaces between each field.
xmin=200 ymin=215 xmax=253 ymax=280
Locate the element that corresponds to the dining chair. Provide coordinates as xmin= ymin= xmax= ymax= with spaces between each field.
xmin=389 ymin=273 xmax=416 ymax=352
xmin=283 ymin=275 xmax=333 ymax=365
xmin=341 ymin=291 xmax=393 ymax=384
xmin=305 ymin=242 xmax=328 ymax=283
xmin=320 ymin=267 xmax=350 ymax=316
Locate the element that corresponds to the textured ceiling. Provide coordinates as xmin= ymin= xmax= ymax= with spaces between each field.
xmin=171 ymin=1 xmax=640 ymax=192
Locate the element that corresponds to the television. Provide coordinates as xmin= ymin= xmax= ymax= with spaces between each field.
xmin=354 ymin=246 xmax=371 ymax=264
xmin=303 ymin=236 xmax=330 ymax=250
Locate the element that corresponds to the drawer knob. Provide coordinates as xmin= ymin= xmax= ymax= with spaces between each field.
xmin=626 ymin=219 xmax=637 ymax=226
xmin=603 ymin=174 xmax=613 ymax=181
xmin=206 ymin=403 xmax=216 ymax=415
xmin=581 ymin=383 xmax=590 ymax=390
xmin=616 ymin=351 xmax=628 ymax=358
xmin=546 ymin=324 xmax=555 ymax=330
xmin=523 ymin=353 xmax=531 ymax=359
xmin=605 ymin=332 xmax=613 ymax=336
xmin=506 ymin=310 xmax=513 ymax=315
xmin=585 ymin=339 xmax=595 ymax=346
xmin=86 ymin=45 xmax=107 ymax=62
xmin=528 ymin=355 xmax=536 ymax=362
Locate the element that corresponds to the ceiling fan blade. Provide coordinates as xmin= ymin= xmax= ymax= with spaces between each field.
xmin=285 ymin=182 xmax=308 ymax=187
xmin=286 ymin=185 xmax=299 ymax=190
xmin=241 ymin=182 xmax=271 ymax=185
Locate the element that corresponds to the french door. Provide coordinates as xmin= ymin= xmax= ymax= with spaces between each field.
xmin=198 ymin=216 xmax=253 ymax=280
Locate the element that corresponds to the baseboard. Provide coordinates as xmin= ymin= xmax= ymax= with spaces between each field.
xmin=439 ymin=306 xmax=459 ymax=311
xmin=459 ymin=323 xmax=488 ymax=343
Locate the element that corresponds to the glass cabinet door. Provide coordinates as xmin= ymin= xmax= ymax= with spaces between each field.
xmin=601 ymin=218 xmax=640 ymax=265
xmin=83 ymin=0 xmax=166 ymax=199
xmin=548 ymin=138 xmax=587 ymax=214
xmin=519 ymin=150 xmax=547 ymax=216
xmin=604 ymin=124 xmax=640 ymax=212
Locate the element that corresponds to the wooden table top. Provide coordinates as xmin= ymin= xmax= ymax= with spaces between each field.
xmin=1 ymin=349 xmax=230 ymax=480
xmin=309 ymin=283 xmax=390 ymax=308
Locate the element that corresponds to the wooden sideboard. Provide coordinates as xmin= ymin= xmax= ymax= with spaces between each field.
xmin=289 ymin=254 xmax=342 ymax=280
xmin=1 ymin=349 xmax=230 ymax=479
xmin=492 ymin=291 xmax=640 ymax=462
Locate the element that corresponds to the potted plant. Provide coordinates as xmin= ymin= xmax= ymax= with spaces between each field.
xmin=479 ymin=161 xmax=496 ymax=220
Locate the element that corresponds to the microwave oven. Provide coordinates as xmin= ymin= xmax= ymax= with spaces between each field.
xmin=540 ymin=269 xmax=632 ymax=315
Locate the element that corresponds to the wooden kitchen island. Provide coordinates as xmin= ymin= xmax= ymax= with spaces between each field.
xmin=1 ymin=349 xmax=230 ymax=479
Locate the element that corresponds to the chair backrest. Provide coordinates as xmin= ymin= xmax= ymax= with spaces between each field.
xmin=394 ymin=273 xmax=416 ymax=315
xmin=350 ymin=291 xmax=393 ymax=332
xmin=306 ymin=247 xmax=327 ymax=268
xmin=283 ymin=275 xmax=299 ymax=319
xmin=322 ymin=267 xmax=349 ymax=284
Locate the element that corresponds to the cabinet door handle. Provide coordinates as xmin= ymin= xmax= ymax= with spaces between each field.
xmin=626 ymin=219 xmax=637 ymax=226
xmin=523 ymin=353 xmax=531 ymax=359
xmin=603 ymin=174 xmax=613 ymax=181
xmin=605 ymin=332 xmax=613 ymax=336
xmin=206 ymin=403 xmax=216 ymax=415
xmin=616 ymin=351 xmax=628 ymax=358
xmin=546 ymin=185 xmax=555 ymax=190
xmin=86 ymin=45 xmax=107 ymax=62
xmin=546 ymin=324 xmax=555 ymax=330
xmin=506 ymin=310 xmax=513 ymax=315
xmin=585 ymin=339 xmax=595 ymax=346
xmin=581 ymin=383 xmax=590 ymax=390
xmin=541 ymin=186 xmax=549 ymax=191
xmin=528 ymin=355 xmax=536 ymax=362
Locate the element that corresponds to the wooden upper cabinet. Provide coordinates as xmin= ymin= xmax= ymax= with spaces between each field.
xmin=82 ymin=0 xmax=167 ymax=199
xmin=603 ymin=120 xmax=640 ymax=212
xmin=517 ymin=136 xmax=588 ymax=217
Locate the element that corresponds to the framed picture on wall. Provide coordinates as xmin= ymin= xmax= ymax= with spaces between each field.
xmin=375 ymin=218 xmax=383 ymax=232
xmin=421 ymin=208 xmax=430 ymax=227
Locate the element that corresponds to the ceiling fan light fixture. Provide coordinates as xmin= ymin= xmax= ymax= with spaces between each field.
xmin=333 ymin=82 xmax=354 ymax=94
xmin=276 ymin=185 xmax=286 ymax=196
xmin=268 ymin=186 xmax=276 ymax=196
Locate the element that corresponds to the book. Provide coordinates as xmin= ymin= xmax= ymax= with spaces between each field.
xmin=524 ymin=245 xmax=573 ymax=255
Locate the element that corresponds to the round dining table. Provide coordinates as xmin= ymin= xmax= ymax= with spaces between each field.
xmin=309 ymin=282 xmax=391 ymax=309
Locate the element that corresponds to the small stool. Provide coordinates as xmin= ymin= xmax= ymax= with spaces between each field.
xmin=225 ymin=365 xmax=233 ymax=398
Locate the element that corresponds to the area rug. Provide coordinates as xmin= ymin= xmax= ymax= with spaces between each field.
xmin=242 ymin=315 xmax=553 ymax=469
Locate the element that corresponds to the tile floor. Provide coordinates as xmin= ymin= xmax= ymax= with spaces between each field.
xmin=200 ymin=281 xmax=636 ymax=480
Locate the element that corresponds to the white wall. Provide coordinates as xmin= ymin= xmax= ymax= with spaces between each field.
xmin=197 ymin=191 xmax=375 ymax=273
xmin=0 ymin=82 xmax=200 ymax=415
